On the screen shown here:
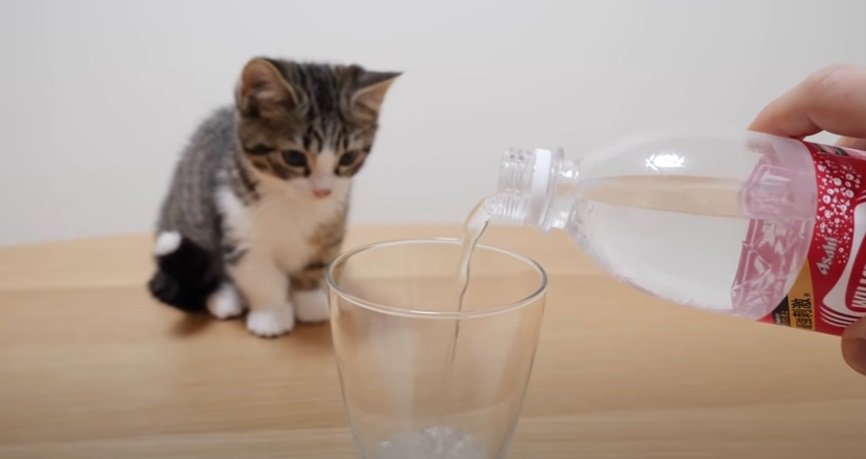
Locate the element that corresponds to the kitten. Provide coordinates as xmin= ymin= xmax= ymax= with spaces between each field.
xmin=147 ymin=57 xmax=399 ymax=337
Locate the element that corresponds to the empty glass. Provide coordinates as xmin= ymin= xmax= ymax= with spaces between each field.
xmin=326 ymin=239 xmax=547 ymax=459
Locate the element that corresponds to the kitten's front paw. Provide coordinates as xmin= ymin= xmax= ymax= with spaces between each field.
xmin=293 ymin=289 xmax=331 ymax=323
xmin=207 ymin=283 xmax=243 ymax=320
xmin=246 ymin=306 xmax=295 ymax=337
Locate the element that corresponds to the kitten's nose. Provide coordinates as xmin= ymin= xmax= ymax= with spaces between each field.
xmin=313 ymin=189 xmax=332 ymax=198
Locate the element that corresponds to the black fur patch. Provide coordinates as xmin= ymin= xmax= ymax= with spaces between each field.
xmin=147 ymin=235 xmax=222 ymax=312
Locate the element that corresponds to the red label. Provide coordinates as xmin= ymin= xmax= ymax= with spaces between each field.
xmin=759 ymin=142 xmax=866 ymax=335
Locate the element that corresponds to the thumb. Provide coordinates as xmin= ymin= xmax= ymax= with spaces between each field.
xmin=841 ymin=317 xmax=866 ymax=376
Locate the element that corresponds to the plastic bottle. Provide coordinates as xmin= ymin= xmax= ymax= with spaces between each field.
xmin=485 ymin=130 xmax=866 ymax=335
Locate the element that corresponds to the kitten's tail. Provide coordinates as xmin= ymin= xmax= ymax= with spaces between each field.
xmin=147 ymin=231 xmax=221 ymax=312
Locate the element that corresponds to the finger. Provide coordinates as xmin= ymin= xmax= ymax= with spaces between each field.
xmin=750 ymin=64 xmax=866 ymax=139
xmin=841 ymin=317 xmax=866 ymax=376
xmin=837 ymin=136 xmax=866 ymax=151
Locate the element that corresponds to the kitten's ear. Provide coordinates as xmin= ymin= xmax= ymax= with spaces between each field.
xmin=352 ymin=70 xmax=401 ymax=114
xmin=236 ymin=58 xmax=297 ymax=117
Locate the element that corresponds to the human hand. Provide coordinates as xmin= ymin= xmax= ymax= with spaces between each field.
xmin=750 ymin=64 xmax=866 ymax=376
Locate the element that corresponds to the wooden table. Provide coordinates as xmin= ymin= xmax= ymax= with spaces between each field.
xmin=1 ymin=225 xmax=864 ymax=458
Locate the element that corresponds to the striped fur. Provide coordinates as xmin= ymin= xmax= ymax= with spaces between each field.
xmin=148 ymin=57 xmax=398 ymax=337
xmin=234 ymin=58 xmax=397 ymax=182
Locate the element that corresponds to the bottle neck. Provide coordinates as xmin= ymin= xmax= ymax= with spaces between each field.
xmin=486 ymin=148 xmax=579 ymax=231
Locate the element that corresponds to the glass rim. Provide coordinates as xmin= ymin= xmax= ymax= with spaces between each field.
xmin=325 ymin=238 xmax=548 ymax=320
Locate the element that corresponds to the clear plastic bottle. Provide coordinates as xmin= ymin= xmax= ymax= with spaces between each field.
xmin=485 ymin=130 xmax=866 ymax=335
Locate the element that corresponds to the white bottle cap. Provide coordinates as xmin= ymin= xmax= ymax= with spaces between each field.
xmin=488 ymin=147 xmax=553 ymax=227
xmin=526 ymin=148 xmax=552 ymax=225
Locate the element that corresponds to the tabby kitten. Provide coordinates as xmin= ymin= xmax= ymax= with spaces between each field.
xmin=148 ymin=57 xmax=399 ymax=337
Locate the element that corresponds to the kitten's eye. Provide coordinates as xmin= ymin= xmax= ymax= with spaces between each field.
xmin=282 ymin=150 xmax=307 ymax=167
xmin=339 ymin=151 xmax=359 ymax=166
xmin=247 ymin=144 xmax=273 ymax=155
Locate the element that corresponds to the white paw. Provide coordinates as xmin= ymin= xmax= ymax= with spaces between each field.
xmin=293 ymin=289 xmax=331 ymax=323
xmin=207 ymin=283 xmax=244 ymax=319
xmin=246 ymin=306 xmax=295 ymax=337
xmin=154 ymin=231 xmax=181 ymax=256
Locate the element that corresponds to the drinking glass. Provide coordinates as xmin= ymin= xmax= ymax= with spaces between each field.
xmin=326 ymin=239 xmax=547 ymax=459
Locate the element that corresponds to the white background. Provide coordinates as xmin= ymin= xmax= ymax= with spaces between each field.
xmin=0 ymin=0 xmax=864 ymax=246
